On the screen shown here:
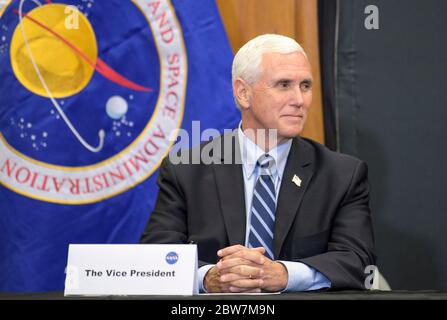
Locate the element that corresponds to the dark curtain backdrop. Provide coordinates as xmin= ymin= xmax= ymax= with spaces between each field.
xmin=318 ymin=0 xmax=337 ymax=151
xmin=320 ymin=0 xmax=447 ymax=290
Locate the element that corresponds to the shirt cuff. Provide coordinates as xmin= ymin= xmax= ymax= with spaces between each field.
xmin=198 ymin=264 xmax=215 ymax=293
xmin=278 ymin=260 xmax=332 ymax=292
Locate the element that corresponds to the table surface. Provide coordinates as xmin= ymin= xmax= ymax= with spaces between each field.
xmin=2 ymin=290 xmax=447 ymax=300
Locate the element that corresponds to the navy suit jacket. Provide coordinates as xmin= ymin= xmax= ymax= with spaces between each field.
xmin=140 ymin=131 xmax=376 ymax=289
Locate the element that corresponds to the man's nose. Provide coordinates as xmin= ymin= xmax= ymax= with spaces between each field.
xmin=291 ymin=85 xmax=304 ymax=107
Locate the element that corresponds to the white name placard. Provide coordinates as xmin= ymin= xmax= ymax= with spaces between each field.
xmin=64 ymin=244 xmax=198 ymax=296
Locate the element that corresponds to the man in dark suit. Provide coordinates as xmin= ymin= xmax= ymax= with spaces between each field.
xmin=140 ymin=34 xmax=376 ymax=293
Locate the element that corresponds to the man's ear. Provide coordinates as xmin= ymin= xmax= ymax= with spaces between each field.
xmin=233 ymin=78 xmax=251 ymax=110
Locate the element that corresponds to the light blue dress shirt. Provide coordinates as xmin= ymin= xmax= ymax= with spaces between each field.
xmin=198 ymin=126 xmax=331 ymax=292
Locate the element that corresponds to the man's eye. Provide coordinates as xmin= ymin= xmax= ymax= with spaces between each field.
xmin=278 ymin=81 xmax=290 ymax=88
xmin=301 ymin=82 xmax=312 ymax=91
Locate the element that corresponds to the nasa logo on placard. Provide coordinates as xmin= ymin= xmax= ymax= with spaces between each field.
xmin=0 ymin=0 xmax=187 ymax=204
xmin=165 ymin=251 xmax=178 ymax=265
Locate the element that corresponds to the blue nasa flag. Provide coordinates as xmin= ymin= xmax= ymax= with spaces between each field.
xmin=0 ymin=0 xmax=239 ymax=291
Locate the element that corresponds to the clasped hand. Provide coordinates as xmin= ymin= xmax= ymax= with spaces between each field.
xmin=204 ymin=244 xmax=288 ymax=293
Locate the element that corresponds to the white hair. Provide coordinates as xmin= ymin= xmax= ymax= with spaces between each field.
xmin=232 ymin=34 xmax=307 ymax=86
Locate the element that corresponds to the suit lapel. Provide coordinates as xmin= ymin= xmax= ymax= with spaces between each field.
xmin=274 ymin=137 xmax=315 ymax=257
xmin=212 ymin=131 xmax=246 ymax=246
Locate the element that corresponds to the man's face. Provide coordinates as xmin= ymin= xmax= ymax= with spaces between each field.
xmin=243 ymin=51 xmax=313 ymax=144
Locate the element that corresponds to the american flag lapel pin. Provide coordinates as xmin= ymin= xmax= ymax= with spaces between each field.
xmin=292 ymin=174 xmax=302 ymax=187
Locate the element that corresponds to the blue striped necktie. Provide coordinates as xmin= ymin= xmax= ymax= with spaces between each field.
xmin=248 ymin=154 xmax=276 ymax=260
